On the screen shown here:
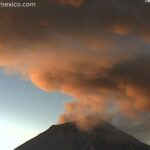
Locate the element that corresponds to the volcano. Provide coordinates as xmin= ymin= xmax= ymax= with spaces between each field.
xmin=15 ymin=122 xmax=150 ymax=150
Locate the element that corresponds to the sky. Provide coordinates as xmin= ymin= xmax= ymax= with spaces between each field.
xmin=0 ymin=0 xmax=150 ymax=149
xmin=0 ymin=70 xmax=73 ymax=150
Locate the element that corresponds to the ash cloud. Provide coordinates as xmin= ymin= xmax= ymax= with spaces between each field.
xmin=50 ymin=0 xmax=86 ymax=7
xmin=0 ymin=0 xmax=150 ymax=143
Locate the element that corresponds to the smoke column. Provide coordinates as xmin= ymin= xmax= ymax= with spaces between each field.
xmin=0 ymin=0 xmax=150 ymax=130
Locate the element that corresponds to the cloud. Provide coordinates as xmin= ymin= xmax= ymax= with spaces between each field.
xmin=113 ymin=113 xmax=150 ymax=144
xmin=50 ymin=0 xmax=86 ymax=7
xmin=0 ymin=0 xmax=150 ymax=143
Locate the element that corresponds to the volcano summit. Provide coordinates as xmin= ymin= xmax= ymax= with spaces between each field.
xmin=15 ymin=122 xmax=150 ymax=150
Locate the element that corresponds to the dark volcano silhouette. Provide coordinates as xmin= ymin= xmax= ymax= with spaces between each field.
xmin=15 ymin=122 xmax=150 ymax=150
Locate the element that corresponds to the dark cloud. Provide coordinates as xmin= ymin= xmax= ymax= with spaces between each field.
xmin=0 ymin=0 xmax=150 ymax=144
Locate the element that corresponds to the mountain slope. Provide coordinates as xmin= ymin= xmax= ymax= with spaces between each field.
xmin=15 ymin=122 xmax=150 ymax=150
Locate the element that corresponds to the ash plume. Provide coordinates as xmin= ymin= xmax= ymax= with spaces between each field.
xmin=0 ymin=0 xmax=150 ymax=137
xmin=50 ymin=0 xmax=86 ymax=7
